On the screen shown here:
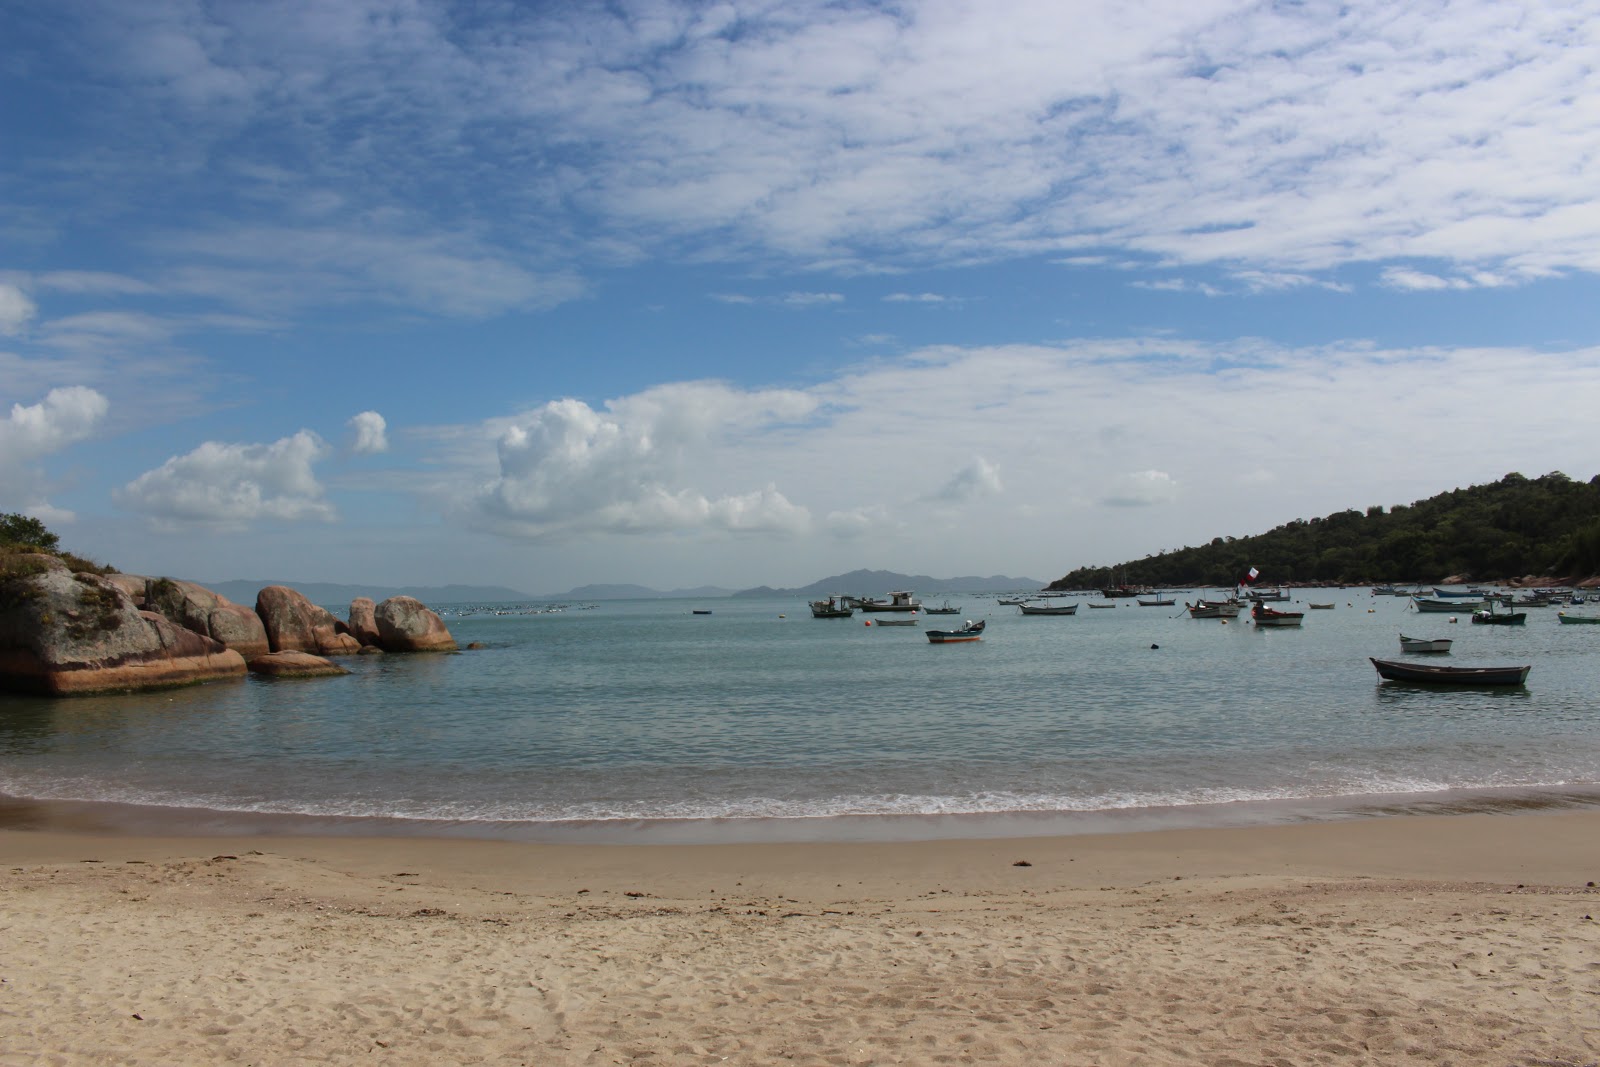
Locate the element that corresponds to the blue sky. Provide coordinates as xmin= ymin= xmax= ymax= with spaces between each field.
xmin=4 ymin=0 xmax=1599 ymax=595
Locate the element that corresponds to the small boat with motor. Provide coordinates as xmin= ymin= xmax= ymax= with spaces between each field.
xmin=1470 ymin=604 xmax=1526 ymax=626
xmin=926 ymin=619 xmax=985 ymax=643
xmin=1557 ymin=611 xmax=1600 ymax=625
xmin=1369 ymin=658 xmax=1530 ymax=686
xmin=1250 ymin=602 xmax=1304 ymax=627
xmin=867 ymin=616 xmax=919 ymax=627
xmin=923 ymin=600 xmax=961 ymax=615
xmin=809 ymin=595 xmax=853 ymax=618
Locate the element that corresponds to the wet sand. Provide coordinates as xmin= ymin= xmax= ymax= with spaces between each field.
xmin=4 ymin=811 xmax=1599 ymax=1065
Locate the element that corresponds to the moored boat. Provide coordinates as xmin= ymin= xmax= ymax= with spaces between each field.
xmin=1018 ymin=602 xmax=1078 ymax=615
xmin=1412 ymin=597 xmax=1482 ymax=613
xmin=1398 ymin=634 xmax=1452 ymax=653
xmin=858 ymin=590 xmax=922 ymax=612
xmin=809 ymin=594 xmax=853 ymax=618
xmin=1250 ymin=602 xmax=1303 ymax=626
xmin=1187 ymin=599 xmax=1243 ymax=619
xmin=923 ymin=600 xmax=961 ymax=615
xmin=1470 ymin=605 xmax=1526 ymax=626
xmin=1369 ymin=657 xmax=1530 ymax=685
xmin=1308 ymin=602 xmax=1335 ymax=609
xmin=1137 ymin=592 xmax=1175 ymax=606
xmin=867 ymin=616 xmax=919 ymax=627
xmin=1557 ymin=611 xmax=1600 ymax=625
xmin=926 ymin=619 xmax=985 ymax=643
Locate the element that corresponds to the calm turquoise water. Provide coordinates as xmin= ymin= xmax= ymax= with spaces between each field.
xmin=2 ymin=591 xmax=1598 ymax=842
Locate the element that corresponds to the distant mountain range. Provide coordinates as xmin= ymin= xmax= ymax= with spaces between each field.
xmin=204 ymin=580 xmax=541 ymax=606
xmin=731 ymin=568 xmax=1044 ymax=598
xmin=203 ymin=569 xmax=1044 ymax=606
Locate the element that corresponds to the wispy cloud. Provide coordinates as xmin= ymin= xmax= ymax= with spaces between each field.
xmin=348 ymin=411 xmax=388 ymax=455
xmin=14 ymin=0 xmax=1595 ymax=321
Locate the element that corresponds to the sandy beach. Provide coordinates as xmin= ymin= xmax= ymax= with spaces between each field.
xmin=4 ymin=811 xmax=1599 ymax=1066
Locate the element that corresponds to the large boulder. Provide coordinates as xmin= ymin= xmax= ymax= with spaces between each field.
xmin=0 ymin=569 xmax=246 ymax=696
xmin=141 ymin=576 xmax=271 ymax=658
xmin=374 ymin=596 xmax=457 ymax=652
xmin=255 ymin=585 xmax=361 ymax=656
xmin=347 ymin=597 xmax=380 ymax=646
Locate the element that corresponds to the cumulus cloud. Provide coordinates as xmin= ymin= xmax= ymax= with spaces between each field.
xmin=0 ymin=283 xmax=37 ymax=335
xmin=0 ymin=386 xmax=109 ymax=516
xmin=1103 ymin=470 xmax=1180 ymax=507
xmin=925 ymin=457 xmax=1003 ymax=504
xmin=474 ymin=383 xmax=816 ymax=540
xmin=348 ymin=410 xmax=389 ymax=455
xmin=0 ymin=386 xmax=109 ymax=460
xmin=116 ymin=430 xmax=335 ymax=527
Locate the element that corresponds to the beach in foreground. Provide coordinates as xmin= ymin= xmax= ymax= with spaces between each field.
xmin=4 ymin=812 xmax=1599 ymax=1066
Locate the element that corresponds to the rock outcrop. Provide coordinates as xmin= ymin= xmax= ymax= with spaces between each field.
xmin=247 ymin=651 xmax=349 ymax=678
xmin=347 ymin=597 xmax=380 ymax=646
xmin=140 ymin=576 xmax=271 ymax=658
xmin=255 ymin=585 xmax=361 ymax=656
xmin=0 ymin=569 xmax=246 ymax=696
xmin=374 ymin=596 xmax=457 ymax=652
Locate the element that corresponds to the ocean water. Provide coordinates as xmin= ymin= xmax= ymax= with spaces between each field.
xmin=2 ymin=591 xmax=1599 ymax=843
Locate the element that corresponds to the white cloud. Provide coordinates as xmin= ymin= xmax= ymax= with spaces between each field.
xmin=348 ymin=410 xmax=388 ymax=455
xmin=0 ymin=283 xmax=37 ymax=335
xmin=925 ymin=457 xmax=1003 ymax=504
xmin=0 ymin=386 xmax=109 ymax=460
xmin=473 ymin=383 xmax=816 ymax=540
xmin=116 ymin=430 xmax=334 ymax=527
xmin=1103 ymin=469 xmax=1179 ymax=507
xmin=884 ymin=292 xmax=948 ymax=304
xmin=782 ymin=292 xmax=845 ymax=307
xmin=0 ymin=386 xmax=110 ymax=515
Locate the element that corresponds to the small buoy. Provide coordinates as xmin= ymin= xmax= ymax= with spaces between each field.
xmin=1150 ymin=643 xmax=1160 ymax=649
xmin=1449 ymin=617 xmax=1458 ymax=624
xmin=864 ymin=620 xmax=871 ymax=626
xmin=777 ymin=614 xmax=785 ymax=618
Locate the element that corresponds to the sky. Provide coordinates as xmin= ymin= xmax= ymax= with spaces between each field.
xmin=4 ymin=0 xmax=1600 ymax=596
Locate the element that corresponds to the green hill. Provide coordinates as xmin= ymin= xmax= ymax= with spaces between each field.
xmin=1048 ymin=471 xmax=1600 ymax=590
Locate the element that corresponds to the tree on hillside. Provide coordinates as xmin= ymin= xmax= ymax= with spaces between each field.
xmin=0 ymin=514 xmax=60 ymax=552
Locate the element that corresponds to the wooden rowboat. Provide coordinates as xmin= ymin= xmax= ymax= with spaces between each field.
xmin=1369 ymin=658 xmax=1530 ymax=686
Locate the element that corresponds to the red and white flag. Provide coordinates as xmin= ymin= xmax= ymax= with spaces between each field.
xmin=1246 ymin=566 xmax=1260 ymax=582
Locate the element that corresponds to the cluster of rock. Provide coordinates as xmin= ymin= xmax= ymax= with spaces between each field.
xmin=0 ymin=558 xmax=457 ymax=696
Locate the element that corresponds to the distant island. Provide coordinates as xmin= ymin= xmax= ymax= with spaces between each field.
xmin=203 ymin=570 xmax=1045 ymax=605
xmin=731 ymin=568 xmax=1044 ymax=599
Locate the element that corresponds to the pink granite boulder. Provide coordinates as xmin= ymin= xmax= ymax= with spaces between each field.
xmin=347 ymin=597 xmax=380 ymax=646
xmin=255 ymin=585 xmax=360 ymax=656
xmin=374 ymin=596 xmax=457 ymax=652
xmin=0 ymin=570 xmax=246 ymax=696
xmin=142 ymin=576 xmax=271 ymax=658
xmin=247 ymin=651 xmax=349 ymax=678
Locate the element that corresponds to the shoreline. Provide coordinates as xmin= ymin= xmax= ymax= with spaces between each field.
xmin=7 ymin=810 xmax=1599 ymax=1065
xmin=7 ymin=780 xmax=1600 ymax=845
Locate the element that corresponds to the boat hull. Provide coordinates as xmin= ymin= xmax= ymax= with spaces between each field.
xmin=1369 ymin=657 xmax=1530 ymax=685
xmin=1018 ymin=604 xmax=1078 ymax=615
xmin=1557 ymin=613 xmax=1600 ymax=625
xmin=1398 ymin=635 xmax=1452 ymax=653
xmin=1412 ymin=598 xmax=1481 ymax=612
xmin=926 ymin=620 xmax=984 ymax=643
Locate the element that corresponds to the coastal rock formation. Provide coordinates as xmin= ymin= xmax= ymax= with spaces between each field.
xmin=246 ymin=651 xmax=349 ymax=678
xmin=0 ymin=569 xmax=246 ymax=696
xmin=255 ymin=585 xmax=361 ymax=656
xmin=142 ymin=577 xmax=271 ymax=658
xmin=347 ymin=597 xmax=380 ymax=646
xmin=374 ymin=596 xmax=457 ymax=652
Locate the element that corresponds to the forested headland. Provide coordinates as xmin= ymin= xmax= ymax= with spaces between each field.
xmin=1048 ymin=471 xmax=1600 ymax=590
